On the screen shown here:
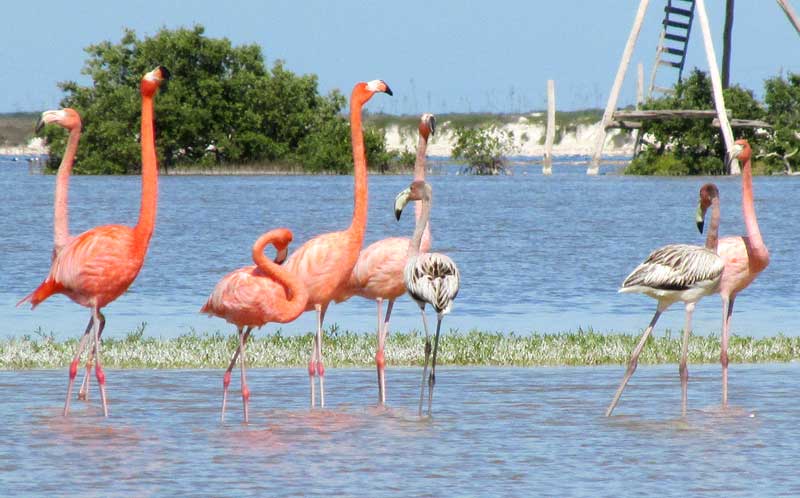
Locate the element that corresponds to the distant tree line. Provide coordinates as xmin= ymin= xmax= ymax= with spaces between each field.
xmin=627 ymin=69 xmax=800 ymax=175
xmin=41 ymin=26 xmax=406 ymax=175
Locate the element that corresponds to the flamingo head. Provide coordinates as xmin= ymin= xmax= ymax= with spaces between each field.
xmin=419 ymin=113 xmax=435 ymax=139
xmin=271 ymin=228 xmax=293 ymax=264
xmin=728 ymin=139 xmax=752 ymax=166
xmin=696 ymin=183 xmax=719 ymax=233
xmin=141 ymin=66 xmax=171 ymax=97
xmin=36 ymin=108 xmax=81 ymax=133
xmin=394 ymin=180 xmax=431 ymax=221
xmin=352 ymin=80 xmax=393 ymax=105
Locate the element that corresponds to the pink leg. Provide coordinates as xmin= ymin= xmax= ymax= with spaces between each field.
xmin=222 ymin=326 xmax=251 ymax=422
xmin=721 ymin=295 xmax=735 ymax=407
xmin=417 ymin=306 xmax=431 ymax=417
xmin=308 ymin=333 xmax=317 ymax=408
xmin=240 ymin=326 xmax=252 ymax=423
xmin=79 ymin=312 xmax=105 ymax=401
xmin=316 ymin=304 xmax=327 ymax=408
xmin=606 ymin=308 xmax=664 ymax=417
xmin=92 ymin=308 xmax=109 ymax=417
xmin=377 ymin=299 xmax=394 ymax=406
xmin=63 ymin=317 xmax=94 ymax=416
xmin=680 ymin=302 xmax=695 ymax=417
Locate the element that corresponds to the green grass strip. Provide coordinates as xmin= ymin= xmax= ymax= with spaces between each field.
xmin=1 ymin=325 xmax=798 ymax=369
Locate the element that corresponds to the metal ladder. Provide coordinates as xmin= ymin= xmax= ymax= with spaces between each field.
xmin=647 ymin=0 xmax=696 ymax=98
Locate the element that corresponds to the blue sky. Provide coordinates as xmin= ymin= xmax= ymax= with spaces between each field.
xmin=1 ymin=0 xmax=798 ymax=114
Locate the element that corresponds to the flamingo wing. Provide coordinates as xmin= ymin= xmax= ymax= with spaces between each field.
xmin=621 ymin=244 xmax=723 ymax=292
xmin=405 ymin=253 xmax=460 ymax=315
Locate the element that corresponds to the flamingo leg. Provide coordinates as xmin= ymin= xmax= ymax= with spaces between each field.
xmin=378 ymin=299 xmax=394 ymax=406
xmin=606 ymin=308 xmax=663 ymax=417
xmin=316 ymin=304 xmax=327 ymax=408
xmin=78 ymin=312 xmax=105 ymax=401
xmin=427 ymin=315 xmax=444 ymax=416
xmin=680 ymin=302 xmax=695 ymax=417
xmin=240 ymin=326 xmax=252 ymax=423
xmin=222 ymin=326 xmax=252 ymax=422
xmin=92 ymin=308 xmax=109 ymax=417
xmin=63 ymin=316 xmax=94 ymax=416
xmin=375 ymin=298 xmax=385 ymax=405
xmin=309 ymin=333 xmax=317 ymax=408
xmin=417 ymin=306 xmax=431 ymax=417
xmin=721 ymin=295 xmax=735 ymax=407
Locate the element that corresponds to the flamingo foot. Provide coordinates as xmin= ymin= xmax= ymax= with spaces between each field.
xmin=95 ymin=365 xmax=108 ymax=417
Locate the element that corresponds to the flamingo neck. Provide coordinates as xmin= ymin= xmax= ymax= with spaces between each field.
xmin=740 ymin=155 xmax=769 ymax=267
xmin=348 ymin=96 xmax=368 ymax=247
xmin=409 ymin=194 xmax=431 ymax=259
xmin=252 ymin=233 xmax=309 ymax=321
xmin=134 ymin=93 xmax=158 ymax=251
xmin=53 ymin=126 xmax=81 ymax=251
xmin=705 ymin=197 xmax=720 ymax=251
xmin=413 ymin=132 xmax=431 ymax=250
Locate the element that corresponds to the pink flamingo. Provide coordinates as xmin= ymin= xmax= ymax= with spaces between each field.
xmin=283 ymin=80 xmax=392 ymax=408
xmin=201 ymin=228 xmax=308 ymax=422
xmin=18 ymin=66 xmax=170 ymax=417
xmin=606 ymin=183 xmax=723 ymax=417
xmin=717 ymin=139 xmax=769 ymax=406
xmin=338 ymin=113 xmax=434 ymax=406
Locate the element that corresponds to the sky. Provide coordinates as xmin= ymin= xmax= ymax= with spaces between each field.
xmin=1 ymin=0 xmax=798 ymax=115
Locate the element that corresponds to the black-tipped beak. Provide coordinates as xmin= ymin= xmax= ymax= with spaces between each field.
xmin=158 ymin=65 xmax=171 ymax=81
xmin=394 ymin=186 xmax=411 ymax=221
xmin=384 ymin=83 xmax=393 ymax=96
xmin=35 ymin=118 xmax=45 ymax=134
xmin=395 ymin=208 xmax=402 ymax=221
xmin=695 ymin=203 xmax=706 ymax=233
xmin=274 ymin=246 xmax=289 ymax=265
xmin=429 ymin=115 xmax=436 ymax=135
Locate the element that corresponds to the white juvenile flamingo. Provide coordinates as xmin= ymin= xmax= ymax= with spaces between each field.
xmin=606 ymin=183 xmax=723 ymax=417
xmin=394 ymin=180 xmax=460 ymax=416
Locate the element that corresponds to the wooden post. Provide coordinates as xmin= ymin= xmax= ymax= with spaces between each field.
xmin=695 ymin=0 xmax=740 ymax=174
xmin=722 ymin=0 xmax=735 ymax=88
xmin=543 ymin=79 xmax=556 ymax=176
xmin=777 ymin=0 xmax=800 ymax=36
xmin=588 ymin=0 xmax=651 ymax=175
xmin=633 ymin=63 xmax=645 ymax=157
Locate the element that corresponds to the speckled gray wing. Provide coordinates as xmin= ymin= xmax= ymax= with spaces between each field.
xmin=404 ymin=253 xmax=461 ymax=315
xmin=621 ymin=244 xmax=724 ymax=291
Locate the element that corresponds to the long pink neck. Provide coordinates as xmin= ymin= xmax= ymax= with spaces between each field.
xmin=408 ymin=193 xmax=431 ymax=259
xmin=705 ymin=197 xmax=720 ymax=251
xmin=347 ymin=94 xmax=368 ymax=249
xmin=53 ymin=126 xmax=81 ymax=252
xmin=252 ymin=233 xmax=309 ymax=322
xmin=414 ymin=131 xmax=431 ymax=251
xmin=134 ymin=92 xmax=158 ymax=252
xmin=741 ymin=155 xmax=769 ymax=269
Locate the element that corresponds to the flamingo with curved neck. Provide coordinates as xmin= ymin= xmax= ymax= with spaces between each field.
xmin=717 ymin=139 xmax=769 ymax=406
xmin=338 ymin=113 xmax=434 ymax=406
xmin=18 ymin=66 xmax=170 ymax=417
xmin=283 ymin=79 xmax=392 ymax=408
xmin=201 ymin=228 xmax=309 ymax=422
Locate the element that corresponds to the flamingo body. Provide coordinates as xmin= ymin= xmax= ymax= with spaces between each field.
xmin=405 ymin=252 xmax=460 ymax=316
xmin=24 ymin=225 xmax=145 ymax=310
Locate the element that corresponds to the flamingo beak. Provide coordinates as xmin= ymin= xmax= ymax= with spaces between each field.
xmin=274 ymin=246 xmax=289 ymax=265
xmin=35 ymin=118 xmax=45 ymax=134
xmin=428 ymin=115 xmax=436 ymax=135
xmin=696 ymin=203 xmax=706 ymax=233
xmin=394 ymin=187 xmax=411 ymax=221
xmin=725 ymin=143 xmax=744 ymax=171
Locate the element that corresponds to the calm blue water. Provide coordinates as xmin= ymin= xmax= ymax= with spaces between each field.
xmin=2 ymin=156 xmax=796 ymax=340
xmin=2 ymin=365 xmax=799 ymax=496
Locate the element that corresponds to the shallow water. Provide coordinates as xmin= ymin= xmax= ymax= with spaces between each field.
xmin=2 ymin=157 xmax=798 ymax=340
xmin=2 ymin=364 xmax=799 ymax=496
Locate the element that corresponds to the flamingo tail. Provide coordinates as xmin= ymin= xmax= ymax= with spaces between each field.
xmin=17 ymin=279 xmax=59 ymax=309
